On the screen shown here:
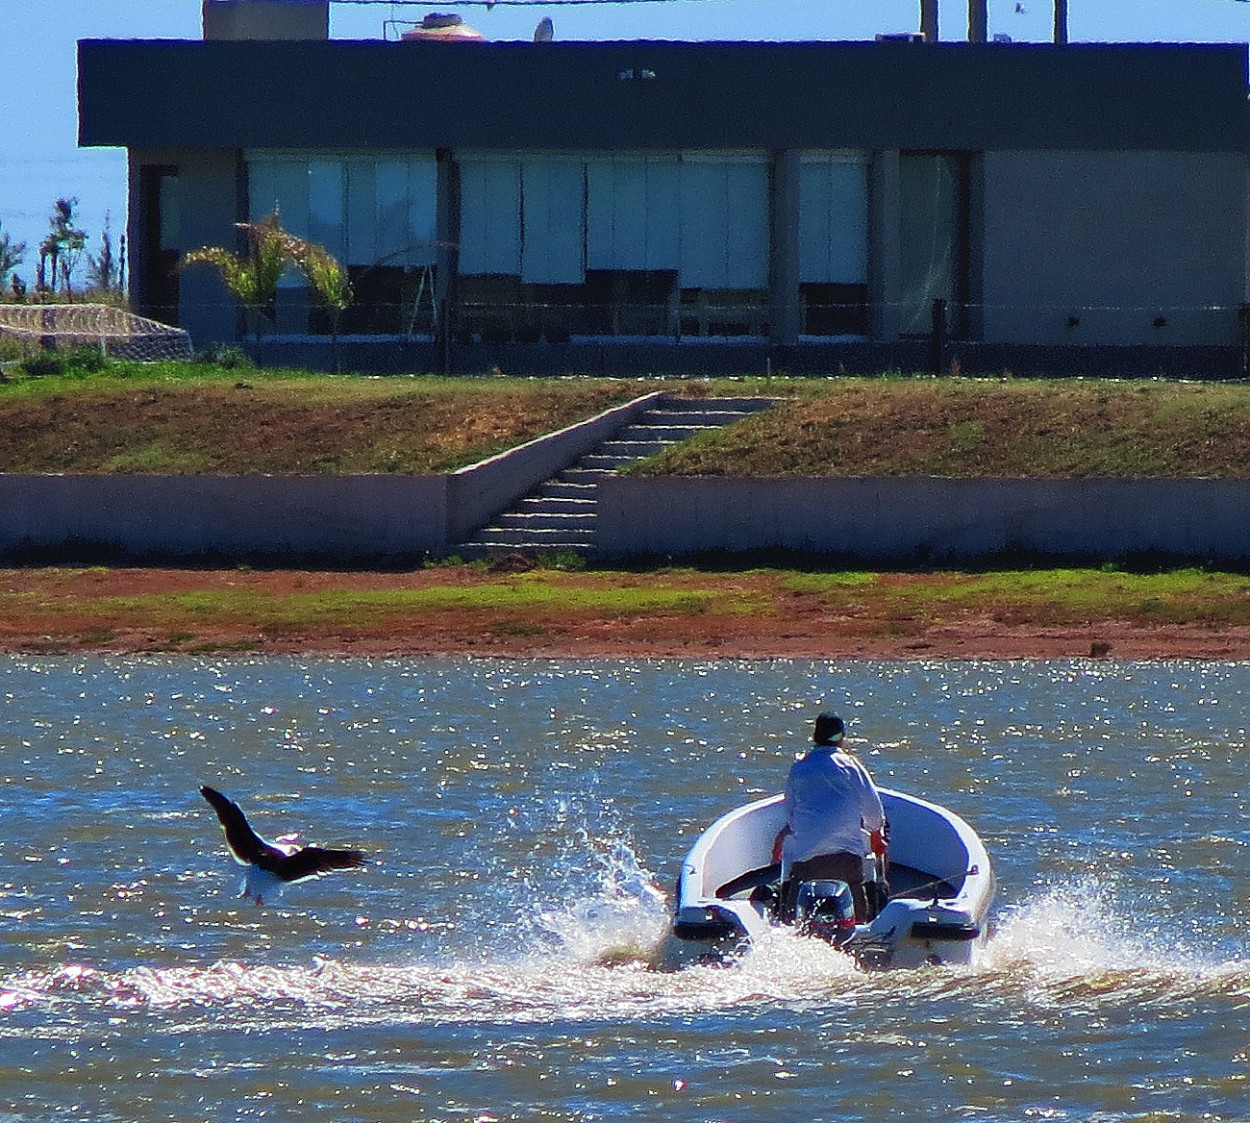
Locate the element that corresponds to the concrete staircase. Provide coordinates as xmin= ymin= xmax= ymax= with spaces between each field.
xmin=456 ymin=396 xmax=776 ymax=557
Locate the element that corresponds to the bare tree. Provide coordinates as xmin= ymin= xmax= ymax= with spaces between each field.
xmin=87 ymin=213 xmax=121 ymax=295
xmin=39 ymin=198 xmax=87 ymax=299
xmin=0 ymin=219 xmax=25 ymax=290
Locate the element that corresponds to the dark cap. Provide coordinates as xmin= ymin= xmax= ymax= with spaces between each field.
xmin=813 ymin=712 xmax=846 ymax=745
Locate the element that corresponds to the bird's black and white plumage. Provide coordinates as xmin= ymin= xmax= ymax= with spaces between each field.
xmin=200 ymin=785 xmax=365 ymax=905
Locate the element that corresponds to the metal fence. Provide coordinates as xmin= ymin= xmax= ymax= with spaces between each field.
xmin=0 ymin=304 xmax=193 ymax=362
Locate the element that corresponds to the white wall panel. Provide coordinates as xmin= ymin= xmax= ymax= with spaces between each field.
xmin=307 ymin=159 xmax=345 ymax=261
xmin=346 ymin=161 xmax=378 ymax=265
xmin=248 ymin=158 xmax=309 ymax=235
xmin=586 ymin=158 xmax=679 ymax=271
xmin=406 ymin=158 xmax=438 ymax=266
xmin=351 ymin=157 xmax=438 ymax=267
xmin=679 ymin=157 xmax=768 ymax=289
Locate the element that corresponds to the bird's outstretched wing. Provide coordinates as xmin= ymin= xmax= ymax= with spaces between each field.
xmin=200 ymin=785 xmax=288 ymax=868
xmin=272 ymin=845 xmax=366 ymax=884
xmin=201 ymin=785 xmax=366 ymax=884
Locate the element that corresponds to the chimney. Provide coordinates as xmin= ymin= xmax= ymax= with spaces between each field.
xmin=202 ymin=0 xmax=329 ymax=41
xmin=968 ymin=0 xmax=987 ymax=43
xmin=920 ymin=0 xmax=939 ymax=42
xmin=1054 ymin=0 xmax=1069 ymax=44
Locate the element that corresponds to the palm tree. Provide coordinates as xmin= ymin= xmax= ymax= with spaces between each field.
xmin=183 ymin=212 xmax=290 ymax=360
xmin=183 ymin=213 xmax=353 ymax=367
xmin=286 ymin=236 xmax=353 ymax=372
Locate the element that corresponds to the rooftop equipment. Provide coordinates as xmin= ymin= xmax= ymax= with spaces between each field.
xmin=401 ymin=13 xmax=486 ymax=41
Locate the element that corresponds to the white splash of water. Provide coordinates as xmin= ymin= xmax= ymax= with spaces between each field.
xmin=984 ymin=877 xmax=1172 ymax=976
xmin=977 ymin=876 xmax=1250 ymax=1008
xmin=526 ymin=823 xmax=670 ymax=966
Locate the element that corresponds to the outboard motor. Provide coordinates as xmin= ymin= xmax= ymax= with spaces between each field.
xmin=794 ymin=879 xmax=856 ymax=946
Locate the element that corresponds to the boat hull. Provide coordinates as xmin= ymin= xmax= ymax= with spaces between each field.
xmin=657 ymin=788 xmax=994 ymax=971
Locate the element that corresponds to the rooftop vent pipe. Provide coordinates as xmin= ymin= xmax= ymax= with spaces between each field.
xmin=968 ymin=0 xmax=987 ymax=42
xmin=202 ymin=0 xmax=328 ymax=41
xmin=920 ymin=0 xmax=938 ymax=42
xmin=1054 ymin=0 xmax=1069 ymax=44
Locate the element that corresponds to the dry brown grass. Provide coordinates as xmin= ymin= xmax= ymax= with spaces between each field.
xmin=0 ymin=369 xmax=644 ymax=474
xmin=638 ymin=377 xmax=1250 ymax=478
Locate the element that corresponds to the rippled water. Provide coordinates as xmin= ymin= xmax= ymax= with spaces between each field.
xmin=2 ymin=656 xmax=1248 ymax=1122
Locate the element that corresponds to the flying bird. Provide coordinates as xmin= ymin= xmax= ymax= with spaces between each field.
xmin=200 ymin=785 xmax=366 ymax=905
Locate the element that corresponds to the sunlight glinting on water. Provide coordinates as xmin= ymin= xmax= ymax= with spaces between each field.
xmin=6 ymin=852 xmax=1250 ymax=1031
xmin=4 ymin=656 xmax=1250 ymax=1122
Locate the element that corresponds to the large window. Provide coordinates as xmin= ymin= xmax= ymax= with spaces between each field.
xmin=899 ymin=152 xmax=970 ymax=337
xmin=246 ymin=153 xmax=438 ymax=334
xmin=456 ymin=152 xmax=770 ymax=341
xmin=585 ymin=157 xmax=680 ymax=335
xmin=457 ymin=156 xmax=585 ymax=341
xmin=798 ymin=152 xmax=870 ymax=336
xmin=677 ymin=154 xmax=770 ymax=337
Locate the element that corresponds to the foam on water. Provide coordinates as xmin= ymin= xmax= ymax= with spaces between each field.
xmin=978 ymin=876 xmax=1250 ymax=1011
xmin=10 ymin=868 xmax=1250 ymax=1033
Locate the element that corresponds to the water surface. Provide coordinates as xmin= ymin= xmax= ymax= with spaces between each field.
xmin=2 ymin=657 xmax=1247 ymax=1121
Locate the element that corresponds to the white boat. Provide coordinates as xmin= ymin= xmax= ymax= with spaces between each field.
xmin=657 ymin=787 xmax=995 ymax=971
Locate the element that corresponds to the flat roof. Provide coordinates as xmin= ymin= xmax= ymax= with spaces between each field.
xmin=79 ymin=38 xmax=1250 ymax=153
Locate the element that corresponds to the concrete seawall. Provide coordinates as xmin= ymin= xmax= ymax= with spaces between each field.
xmin=0 ymin=474 xmax=450 ymax=563
xmin=596 ymin=476 xmax=1250 ymax=563
xmin=5 ymin=380 xmax=1250 ymax=566
xmin=5 ymin=471 xmax=1250 ymax=566
xmin=0 ymin=392 xmax=669 ymax=564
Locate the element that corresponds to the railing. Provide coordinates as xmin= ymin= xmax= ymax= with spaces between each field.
xmin=15 ymin=297 xmax=1243 ymax=375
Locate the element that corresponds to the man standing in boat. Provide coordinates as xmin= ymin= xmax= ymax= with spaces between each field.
xmin=781 ymin=712 xmax=889 ymax=922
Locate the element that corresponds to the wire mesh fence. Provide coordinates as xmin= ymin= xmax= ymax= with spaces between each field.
xmin=0 ymin=304 xmax=193 ymax=362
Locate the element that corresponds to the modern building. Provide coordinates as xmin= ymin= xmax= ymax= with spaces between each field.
xmin=78 ymin=0 xmax=1250 ymax=374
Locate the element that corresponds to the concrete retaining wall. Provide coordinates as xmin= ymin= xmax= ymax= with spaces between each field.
xmin=446 ymin=391 xmax=665 ymax=541
xmin=0 ymin=392 xmax=667 ymax=563
xmin=7 ymin=415 xmax=1250 ymax=565
xmin=596 ymin=476 xmax=1250 ymax=562
xmin=0 ymin=474 xmax=449 ymax=564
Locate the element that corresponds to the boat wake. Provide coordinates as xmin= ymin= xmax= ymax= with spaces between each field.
xmin=4 ymin=860 xmax=1248 ymax=1031
xmin=973 ymin=877 xmax=1250 ymax=1010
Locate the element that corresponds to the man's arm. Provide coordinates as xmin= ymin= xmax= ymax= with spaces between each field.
xmin=854 ymin=760 xmax=885 ymax=832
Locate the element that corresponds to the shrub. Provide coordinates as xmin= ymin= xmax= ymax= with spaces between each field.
xmin=66 ymin=345 xmax=107 ymax=373
xmin=192 ymin=343 xmax=254 ymax=369
xmin=21 ymin=351 xmax=65 ymax=377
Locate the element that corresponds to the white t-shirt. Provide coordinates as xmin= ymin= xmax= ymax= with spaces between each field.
xmin=782 ymin=745 xmax=885 ymax=864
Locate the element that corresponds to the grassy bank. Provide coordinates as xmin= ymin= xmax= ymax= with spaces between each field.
xmin=0 ymin=361 xmax=651 ymax=474
xmin=633 ymin=377 xmax=1250 ymax=478
xmin=2 ymin=563 xmax=1248 ymax=658
xmin=2 ymin=363 xmax=1249 ymax=477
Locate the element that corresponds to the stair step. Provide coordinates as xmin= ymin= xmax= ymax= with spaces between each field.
xmin=540 ymin=481 xmax=598 ymax=498
xmin=617 ymin=424 xmax=712 ymax=441
xmin=515 ymin=496 xmax=597 ymax=514
xmin=492 ymin=511 xmax=596 ymax=527
xmin=464 ymin=527 xmax=596 ymax=546
xmin=654 ymin=397 xmax=777 ymax=412
xmin=559 ymin=466 xmax=614 ymax=480
xmin=596 ymin=440 xmax=673 ymax=457
xmin=459 ymin=543 xmax=597 ymax=558
xmin=645 ymin=410 xmax=758 ymax=425
xmin=578 ymin=454 xmax=633 ymax=470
